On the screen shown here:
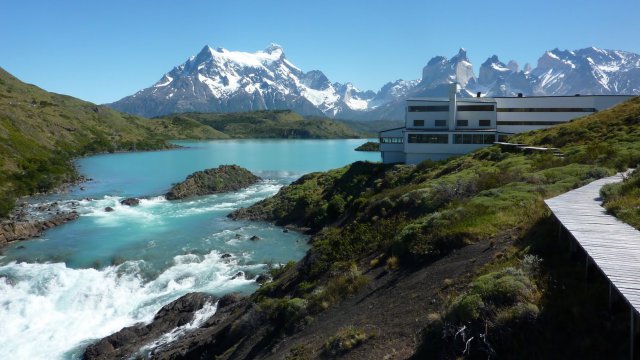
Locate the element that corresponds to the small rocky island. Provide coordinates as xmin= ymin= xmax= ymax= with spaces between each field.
xmin=165 ymin=165 xmax=260 ymax=200
xmin=354 ymin=141 xmax=380 ymax=152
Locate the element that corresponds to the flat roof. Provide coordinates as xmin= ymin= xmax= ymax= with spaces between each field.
xmin=406 ymin=94 xmax=636 ymax=102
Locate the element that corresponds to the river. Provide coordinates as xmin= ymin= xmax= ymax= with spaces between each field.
xmin=0 ymin=139 xmax=379 ymax=360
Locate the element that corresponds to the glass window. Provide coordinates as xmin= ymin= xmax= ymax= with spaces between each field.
xmin=457 ymin=120 xmax=468 ymax=127
xmin=497 ymin=107 xmax=596 ymax=113
xmin=380 ymin=137 xmax=404 ymax=144
xmin=457 ymin=104 xmax=495 ymax=111
xmin=413 ymin=120 xmax=425 ymax=127
xmin=479 ymin=119 xmax=491 ymax=127
xmin=435 ymin=120 xmax=447 ymax=127
xmin=408 ymin=105 xmax=449 ymax=112
xmin=497 ymin=121 xmax=567 ymax=126
xmin=453 ymin=133 xmax=496 ymax=144
xmin=407 ymin=134 xmax=448 ymax=144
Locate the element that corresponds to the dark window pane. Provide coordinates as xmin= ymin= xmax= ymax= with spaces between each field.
xmin=435 ymin=119 xmax=447 ymax=127
xmin=457 ymin=105 xmax=495 ymax=111
xmin=457 ymin=120 xmax=468 ymax=127
xmin=479 ymin=119 xmax=491 ymax=126
xmin=413 ymin=120 xmax=424 ymax=126
xmin=408 ymin=105 xmax=449 ymax=112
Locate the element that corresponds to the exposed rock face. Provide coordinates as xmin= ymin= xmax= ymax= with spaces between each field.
xmin=84 ymin=292 xmax=219 ymax=360
xmin=165 ymin=165 xmax=260 ymax=200
xmin=0 ymin=212 xmax=79 ymax=247
xmin=84 ymin=292 xmax=250 ymax=360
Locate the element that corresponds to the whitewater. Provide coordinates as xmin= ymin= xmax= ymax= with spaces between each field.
xmin=0 ymin=139 xmax=379 ymax=359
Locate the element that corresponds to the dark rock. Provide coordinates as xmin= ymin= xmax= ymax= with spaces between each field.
xmin=16 ymin=245 xmax=25 ymax=250
xmin=165 ymin=165 xmax=260 ymax=200
xmin=235 ymin=233 xmax=242 ymax=239
xmin=218 ymin=292 xmax=245 ymax=308
xmin=249 ymin=235 xmax=260 ymax=241
xmin=231 ymin=271 xmax=244 ymax=280
xmin=283 ymin=228 xmax=289 ymax=233
xmin=104 ymin=207 xmax=114 ymax=212
xmin=256 ymin=273 xmax=272 ymax=285
xmin=120 ymin=198 xmax=140 ymax=206
xmin=84 ymin=292 xmax=217 ymax=360
xmin=221 ymin=253 xmax=232 ymax=259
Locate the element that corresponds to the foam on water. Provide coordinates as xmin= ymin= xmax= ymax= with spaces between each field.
xmin=0 ymin=250 xmax=256 ymax=360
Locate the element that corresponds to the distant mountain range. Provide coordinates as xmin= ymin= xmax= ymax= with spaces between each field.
xmin=107 ymin=45 xmax=640 ymax=121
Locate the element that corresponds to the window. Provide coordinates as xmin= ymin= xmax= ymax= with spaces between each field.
xmin=457 ymin=120 xmax=468 ymax=127
xmin=453 ymin=133 xmax=496 ymax=144
xmin=407 ymin=134 xmax=448 ymax=144
xmin=435 ymin=119 xmax=447 ymax=127
xmin=479 ymin=119 xmax=491 ymax=127
xmin=497 ymin=120 xmax=567 ymax=126
xmin=497 ymin=107 xmax=596 ymax=113
xmin=408 ymin=105 xmax=449 ymax=112
xmin=380 ymin=137 xmax=403 ymax=144
xmin=457 ymin=104 xmax=495 ymax=111
xmin=413 ymin=120 xmax=425 ymax=127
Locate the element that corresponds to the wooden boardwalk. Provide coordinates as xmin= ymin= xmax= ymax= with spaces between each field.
xmin=545 ymin=172 xmax=640 ymax=314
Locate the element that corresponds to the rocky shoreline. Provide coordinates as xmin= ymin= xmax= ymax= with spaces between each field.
xmin=0 ymin=201 xmax=80 ymax=248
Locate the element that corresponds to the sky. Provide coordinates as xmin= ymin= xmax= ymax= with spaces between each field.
xmin=2 ymin=0 xmax=639 ymax=104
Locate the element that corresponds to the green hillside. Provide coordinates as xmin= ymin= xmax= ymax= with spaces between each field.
xmin=156 ymin=110 xmax=364 ymax=139
xmin=225 ymin=97 xmax=640 ymax=359
xmin=0 ymin=67 xmax=190 ymax=216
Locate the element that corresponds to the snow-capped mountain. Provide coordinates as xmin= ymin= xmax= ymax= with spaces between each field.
xmin=108 ymin=44 xmax=383 ymax=118
xmin=107 ymin=45 xmax=640 ymax=120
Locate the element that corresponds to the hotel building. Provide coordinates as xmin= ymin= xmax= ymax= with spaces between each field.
xmin=379 ymin=84 xmax=634 ymax=164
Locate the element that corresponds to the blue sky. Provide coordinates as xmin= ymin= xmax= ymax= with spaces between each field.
xmin=1 ymin=0 xmax=639 ymax=104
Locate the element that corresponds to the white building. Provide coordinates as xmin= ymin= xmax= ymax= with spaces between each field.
xmin=380 ymin=84 xmax=635 ymax=164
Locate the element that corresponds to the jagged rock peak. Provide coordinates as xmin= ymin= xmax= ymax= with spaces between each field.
xmin=451 ymin=48 xmax=469 ymax=62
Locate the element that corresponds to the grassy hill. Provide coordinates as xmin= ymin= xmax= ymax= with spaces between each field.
xmin=0 ymin=67 xmax=211 ymax=216
xmin=156 ymin=110 xmax=364 ymax=139
xmin=215 ymin=97 xmax=640 ymax=359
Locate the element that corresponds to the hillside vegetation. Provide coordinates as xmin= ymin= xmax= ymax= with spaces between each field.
xmin=156 ymin=110 xmax=363 ymax=139
xmin=0 ymin=67 xmax=193 ymax=216
xmin=221 ymin=96 xmax=640 ymax=359
xmin=601 ymin=169 xmax=640 ymax=229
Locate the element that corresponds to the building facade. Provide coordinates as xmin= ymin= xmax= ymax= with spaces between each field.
xmin=380 ymin=84 xmax=634 ymax=164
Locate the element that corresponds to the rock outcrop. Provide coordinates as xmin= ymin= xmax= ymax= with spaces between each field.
xmin=84 ymin=292 xmax=249 ymax=360
xmin=0 ymin=211 xmax=79 ymax=247
xmin=84 ymin=292 xmax=219 ymax=360
xmin=165 ymin=165 xmax=260 ymax=200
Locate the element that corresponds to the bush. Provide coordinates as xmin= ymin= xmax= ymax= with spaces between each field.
xmin=0 ymin=193 xmax=15 ymax=218
xmin=324 ymin=326 xmax=370 ymax=356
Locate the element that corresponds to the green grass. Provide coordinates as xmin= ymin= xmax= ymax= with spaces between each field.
xmin=601 ymin=169 xmax=640 ymax=229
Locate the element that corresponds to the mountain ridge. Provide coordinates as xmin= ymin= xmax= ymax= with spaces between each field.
xmin=108 ymin=45 xmax=640 ymax=120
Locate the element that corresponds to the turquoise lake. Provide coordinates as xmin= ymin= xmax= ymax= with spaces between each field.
xmin=0 ymin=139 xmax=380 ymax=360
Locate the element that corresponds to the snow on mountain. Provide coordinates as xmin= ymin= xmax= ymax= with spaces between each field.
xmin=107 ymin=45 xmax=640 ymax=121
xmin=108 ymin=44 xmax=389 ymax=118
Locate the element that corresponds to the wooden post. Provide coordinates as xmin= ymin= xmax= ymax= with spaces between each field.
xmin=631 ymin=308 xmax=634 ymax=360
xmin=609 ymin=283 xmax=613 ymax=312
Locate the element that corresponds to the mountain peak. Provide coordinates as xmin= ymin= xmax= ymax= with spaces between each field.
xmin=451 ymin=48 xmax=469 ymax=62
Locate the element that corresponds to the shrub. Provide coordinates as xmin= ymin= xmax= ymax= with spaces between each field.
xmin=448 ymin=293 xmax=484 ymax=323
xmin=324 ymin=326 xmax=370 ymax=356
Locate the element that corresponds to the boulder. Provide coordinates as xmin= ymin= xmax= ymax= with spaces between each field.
xmin=249 ymin=235 xmax=260 ymax=241
xmin=104 ymin=207 xmax=114 ymax=212
xmin=165 ymin=165 xmax=260 ymax=200
xmin=120 ymin=198 xmax=140 ymax=206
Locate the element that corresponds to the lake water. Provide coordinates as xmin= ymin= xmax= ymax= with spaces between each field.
xmin=0 ymin=139 xmax=380 ymax=360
